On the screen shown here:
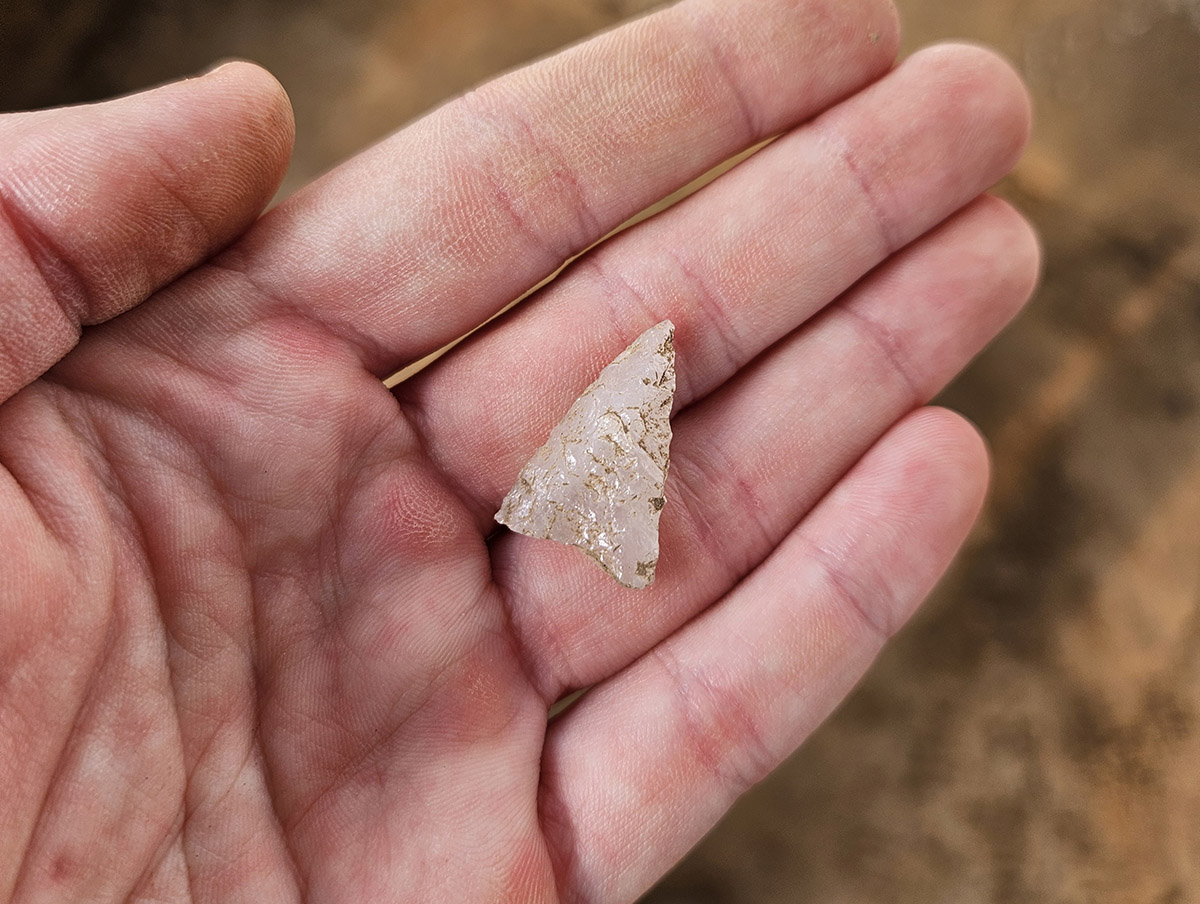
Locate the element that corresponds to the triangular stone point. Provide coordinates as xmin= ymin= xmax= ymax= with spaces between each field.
xmin=495 ymin=321 xmax=676 ymax=588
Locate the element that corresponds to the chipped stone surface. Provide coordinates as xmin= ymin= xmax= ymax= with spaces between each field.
xmin=495 ymin=321 xmax=676 ymax=588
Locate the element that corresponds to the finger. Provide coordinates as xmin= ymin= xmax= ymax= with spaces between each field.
xmin=222 ymin=0 xmax=900 ymax=371
xmin=539 ymin=408 xmax=989 ymax=904
xmin=497 ymin=195 xmax=1039 ymax=695
xmin=0 ymin=61 xmax=293 ymax=403
xmin=401 ymin=44 xmax=1031 ymax=525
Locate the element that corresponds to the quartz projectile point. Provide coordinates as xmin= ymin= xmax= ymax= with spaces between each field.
xmin=495 ymin=321 xmax=676 ymax=588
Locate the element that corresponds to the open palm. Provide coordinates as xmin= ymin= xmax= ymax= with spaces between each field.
xmin=0 ymin=1 xmax=1037 ymax=901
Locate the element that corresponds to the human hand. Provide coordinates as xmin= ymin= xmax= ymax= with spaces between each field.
xmin=0 ymin=0 xmax=1037 ymax=901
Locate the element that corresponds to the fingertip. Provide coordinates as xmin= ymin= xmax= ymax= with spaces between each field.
xmin=827 ymin=406 xmax=991 ymax=632
xmin=204 ymin=61 xmax=295 ymax=137
xmin=902 ymin=405 xmax=992 ymax=525
xmin=946 ymin=193 xmax=1043 ymax=329
xmin=197 ymin=60 xmax=296 ymax=196
xmin=831 ymin=0 xmax=902 ymax=73
xmin=829 ymin=0 xmax=903 ymax=69
xmin=825 ymin=0 xmax=904 ymax=91
xmin=985 ymin=194 xmax=1043 ymax=302
xmin=870 ymin=0 xmax=903 ymax=67
xmin=904 ymin=42 xmax=1034 ymax=175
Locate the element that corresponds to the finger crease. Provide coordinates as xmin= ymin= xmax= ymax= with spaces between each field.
xmin=582 ymin=255 xmax=659 ymax=362
xmin=651 ymin=643 xmax=775 ymax=797
xmin=663 ymin=246 xmax=744 ymax=381
xmin=838 ymin=302 xmax=924 ymax=410
xmin=670 ymin=438 xmax=775 ymax=580
xmin=682 ymin=16 xmax=759 ymax=146
xmin=0 ymin=185 xmax=91 ymax=324
xmin=145 ymin=144 xmax=216 ymax=252
xmin=494 ymin=100 xmax=603 ymax=247
xmin=457 ymin=90 xmax=597 ymax=266
xmin=494 ymin=581 xmax=559 ymax=707
xmin=826 ymin=131 xmax=901 ymax=258
xmin=793 ymin=530 xmax=893 ymax=641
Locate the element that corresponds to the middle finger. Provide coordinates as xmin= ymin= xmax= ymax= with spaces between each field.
xmin=399 ymin=45 xmax=1030 ymax=525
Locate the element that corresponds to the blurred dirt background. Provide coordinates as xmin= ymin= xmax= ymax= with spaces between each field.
xmin=3 ymin=0 xmax=1199 ymax=901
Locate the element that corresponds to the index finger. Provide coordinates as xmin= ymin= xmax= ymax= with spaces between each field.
xmin=220 ymin=0 xmax=899 ymax=373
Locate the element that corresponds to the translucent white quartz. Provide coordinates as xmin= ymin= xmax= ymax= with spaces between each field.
xmin=495 ymin=321 xmax=676 ymax=588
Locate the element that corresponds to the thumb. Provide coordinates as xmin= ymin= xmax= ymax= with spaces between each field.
xmin=0 ymin=61 xmax=294 ymax=403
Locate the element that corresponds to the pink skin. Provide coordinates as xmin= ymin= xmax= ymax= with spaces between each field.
xmin=0 ymin=1 xmax=1037 ymax=902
